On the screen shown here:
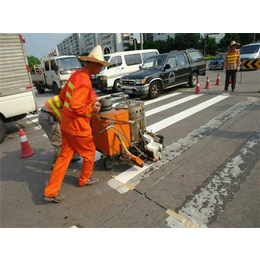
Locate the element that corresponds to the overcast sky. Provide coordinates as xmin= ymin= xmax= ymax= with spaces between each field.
xmin=23 ymin=33 xmax=141 ymax=60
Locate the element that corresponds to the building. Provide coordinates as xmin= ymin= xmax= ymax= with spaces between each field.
xmin=57 ymin=33 xmax=134 ymax=56
xmin=143 ymin=33 xmax=154 ymax=42
xmin=57 ymin=33 xmax=83 ymax=56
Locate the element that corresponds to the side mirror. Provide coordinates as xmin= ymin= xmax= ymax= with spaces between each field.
xmin=139 ymin=65 xmax=142 ymax=70
xmin=164 ymin=64 xmax=171 ymax=70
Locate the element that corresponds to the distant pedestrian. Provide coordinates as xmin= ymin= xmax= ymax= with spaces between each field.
xmin=223 ymin=41 xmax=241 ymax=92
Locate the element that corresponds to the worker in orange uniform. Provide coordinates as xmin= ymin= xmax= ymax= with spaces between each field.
xmin=44 ymin=45 xmax=111 ymax=203
xmin=224 ymin=41 xmax=241 ymax=92
xmin=38 ymin=95 xmax=80 ymax=168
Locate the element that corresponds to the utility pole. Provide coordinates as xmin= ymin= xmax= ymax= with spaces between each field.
xmin=140 ymin=33 xmax=143 ymax=50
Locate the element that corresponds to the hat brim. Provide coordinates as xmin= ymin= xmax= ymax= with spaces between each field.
xmin=78 ymin=56 xmax=111 ymax=67
xmin=228 ymin=43 xmax=240 ymax=49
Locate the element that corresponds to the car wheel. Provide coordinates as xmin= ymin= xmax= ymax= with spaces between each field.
xmin=148 ymin=81 xmax=161 ymax=99
xmin=113 ymin=79 xmax=121 ymax=93
xmin=52 ymin=82 xmax=60 ymax=94
xmin=36 ymin=84 xmax=45 ymax=94
xmin=0 ymin=118 xmax=7 ymax=144
xmin=104 ymin=157 xmax=115 ymax=170
xmin=189 ymin=72 xmax=198 ymax=87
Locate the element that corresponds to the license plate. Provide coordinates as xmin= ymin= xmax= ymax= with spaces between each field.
xmin=125 ymin=89 xmax=133 ymax=94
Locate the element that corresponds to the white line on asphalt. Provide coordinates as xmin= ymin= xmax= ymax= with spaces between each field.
xmin=147 ymin=95 xmax=229 ymax=132
xmin=166 ymin=131 xmax=260 ymax=228
xmin=109 ymin=95 xmax=257 ymax=191
xmin=146 ymin=94 xmax=203 ymax=117
xmin=26 ymin=114 xmax=38 ymax=119
xmin=26 ymin=118 xmax=39 ymax=124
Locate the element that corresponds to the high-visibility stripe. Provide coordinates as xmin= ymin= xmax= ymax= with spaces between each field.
xmin=66 ymin=91 xmax=72 ymax=100
xmin=64 ymin=101 xmax=72 ymax=111
xmin=68 ymin=81 xmax=74 ymax=90
xmin=54 ymin=96 xmax=61 ymax=108
xmin=48 ymin=99 xmax=62 ymax=120
xmin=86 ymin=113 xmax=92 ymax=117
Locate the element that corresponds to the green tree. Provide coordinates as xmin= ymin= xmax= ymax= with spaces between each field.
xmin=218 ymin=33 xmax=240 ymax=51
xmin=27 ymin=56 xmax=40 ymax=72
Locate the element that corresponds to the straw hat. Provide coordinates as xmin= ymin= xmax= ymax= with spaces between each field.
xmin=228 ymin=41 xmax=240 ymax=49
xmin=78 ymin=45 xmax=111 ymax=66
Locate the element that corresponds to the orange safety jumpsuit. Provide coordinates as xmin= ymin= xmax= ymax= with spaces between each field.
xmin=44 ymin=68 xmax=98 ymax=198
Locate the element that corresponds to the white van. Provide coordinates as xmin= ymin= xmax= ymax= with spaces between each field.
xmin=240 ymin=43 xmax=260 ymax=69
xmin=91 ymin=49 xmax=159 ymax=92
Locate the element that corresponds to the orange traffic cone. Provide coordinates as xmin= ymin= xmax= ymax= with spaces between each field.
xmin=205 ymin=76 xmax=211 ymax=89
xmin=215 ymin=74 xmax=221 ymax=85
xmin=19 ymin=129 xmax=34 ymax=158
xmin=195 ymin=80 xmax=201 ymax=94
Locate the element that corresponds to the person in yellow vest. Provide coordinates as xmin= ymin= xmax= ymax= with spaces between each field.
xmin=224 ymin=41 xmax=241 ymax=92
xmin=38 ymin=95 xmax=80 ymax=168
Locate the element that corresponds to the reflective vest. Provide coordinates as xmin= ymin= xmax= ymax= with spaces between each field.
xmin=226 ymin=50 xmax=239 ymax=64
xmin=63 ymin=71 xmax=97 ymax=122
xmin=44 ymin=95 xmax=63 ymax=121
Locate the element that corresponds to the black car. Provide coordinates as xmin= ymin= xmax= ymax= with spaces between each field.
xmin=120 ymin=49 xmax=206 ymax=99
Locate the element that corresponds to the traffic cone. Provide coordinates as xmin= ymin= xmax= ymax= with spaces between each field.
xmin=19 ymin=129 xmax=34 ymax=158
xmin=215 ymin=74 xmax=221 ymax=85
xmin=195 ymin=80 xmax=201 ymax=94
xmin=205 ymin=76 xmax=211 ymax=89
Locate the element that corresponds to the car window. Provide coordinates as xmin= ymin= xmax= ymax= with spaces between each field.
xmin=108 ymin=56 xmax=122 ymax=69
xmin=125 ymin=54 xmax=142 ymax=66
xmin=166 ymin=56 xmax=177 ymax=68
xmin=240 ymin=45 xmax=260 ymax=54
xmin=50 ymin=60 xmax=58 ymax=71
xmin=176 ymin=54 xmax=187 ymax=66
xmin=142 ymin=52 xmax=158 ymax=62
xmin=45 ymin=61 xmax=50 ymax=71
xmin=189 ymin=51 xmax=204 ymax=62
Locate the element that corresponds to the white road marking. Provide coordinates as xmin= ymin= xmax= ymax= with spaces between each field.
xmin=166 ymin=131 xmax=260 ymax=228
xmin=147 ymin=95 xmax=229 ymax=132
xmin=108 ymin=96 xmax=258 ymax=193
xmin=146 ymin=94 xmax=203 ymax=117
xmin=26 ymin=118 xmax=38 ymax=124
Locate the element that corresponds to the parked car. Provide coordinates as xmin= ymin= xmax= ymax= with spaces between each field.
xmin=209 ymin=53 xmax=226 ymax=70
xmin=240 ymin=43 xmax=260 ymax=70
xmin=91 ymin=49 xmax=159 ymax=92
xmin=120 ymin=49 xmax=206 ymax=99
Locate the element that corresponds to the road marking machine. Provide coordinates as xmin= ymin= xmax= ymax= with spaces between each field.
xmin=91 ymin=94 xmax=164 ymax=170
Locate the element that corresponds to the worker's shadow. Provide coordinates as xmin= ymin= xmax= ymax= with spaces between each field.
xmin=0 ymin=148 xmax=87 ymax=205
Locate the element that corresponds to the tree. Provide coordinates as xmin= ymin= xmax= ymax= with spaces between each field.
xmin=27 ymin=56 xmax=40 ymax=72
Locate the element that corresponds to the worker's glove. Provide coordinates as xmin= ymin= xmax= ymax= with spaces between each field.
xmin=93 ymin=102 xmax=101 ymax=114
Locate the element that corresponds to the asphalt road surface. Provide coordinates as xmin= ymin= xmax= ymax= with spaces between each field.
xmin=1 ymin=69 xmax=259 ymax=228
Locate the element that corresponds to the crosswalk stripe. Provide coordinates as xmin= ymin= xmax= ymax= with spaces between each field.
xmin=26 ymin=118 xmax=38 ymax=124
xmin=111 ymin=95 xmax=230 ymax=187
xmin=146 ymin=94 xmax=203 ymax=117
xmin=147 ymin=95 xmax=229 ymax=133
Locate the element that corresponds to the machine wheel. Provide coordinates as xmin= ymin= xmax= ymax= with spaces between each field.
xmin=53 ymin=82 xmax=60 ymax=94
xmin=104 ymin=157 xmax=115 ymax=170
xmin=148 ymin=81 xmax=161 ymax=99
xmin=36 ymin=84 xmax=45 ymax=94
xmin=113 ymin=79 xmax=121 ymax=93
xmin=189 ymin=72 xmax=198 ymax=87
xmin=0 ymin=118 xmax=7 ymax=144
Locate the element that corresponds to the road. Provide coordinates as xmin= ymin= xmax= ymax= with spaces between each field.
xmin=0 ymin=69 xmax=259 ymax=228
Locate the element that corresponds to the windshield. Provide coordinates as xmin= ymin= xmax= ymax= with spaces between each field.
xmin=215 ymin=53 xmax=226 ymax=60
xmin=101 ymin=55 xmax=111 ymax=71
xmin=56 ymin=57 xmax=82 ymax=70
xmin=240 ymin=45 xmax=260 ymax=54
xmin=142 ymin=55 xmax=167 ymax=69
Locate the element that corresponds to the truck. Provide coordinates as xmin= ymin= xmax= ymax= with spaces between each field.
xmin=0 ymin=33 xmax=38 ymax=143
xmin=120 ymin=49 xmax=206 ymax=99
xmin=31 ymin=55 xmax=82 ymax=94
